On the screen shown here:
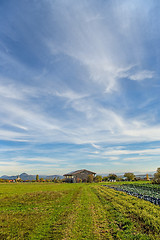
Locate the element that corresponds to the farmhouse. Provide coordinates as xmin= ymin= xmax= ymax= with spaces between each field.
xmin=63 ymin=169 xmax=96 ymax=183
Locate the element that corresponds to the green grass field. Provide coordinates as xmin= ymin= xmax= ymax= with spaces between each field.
xmin=0 ymin=182 xmax=160 ymax=240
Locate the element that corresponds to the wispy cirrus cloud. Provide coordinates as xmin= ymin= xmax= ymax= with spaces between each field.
xmin=0 ymin=0 xmax=160 ymax=174
xmin=103 ymin=147 xmax=160 ymax=156
xmin=129 ymin=70 xmax=155 ymax=81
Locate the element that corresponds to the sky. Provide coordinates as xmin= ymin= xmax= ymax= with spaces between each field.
xmin=0 ymin=0 xmax=160 ymax=176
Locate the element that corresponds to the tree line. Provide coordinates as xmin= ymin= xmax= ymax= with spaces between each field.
xmin=87 ymin=172 xmax=136 ymax=183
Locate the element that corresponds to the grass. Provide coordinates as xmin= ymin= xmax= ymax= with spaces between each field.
xmin=0 ymin=182 xmax=159 ymax=239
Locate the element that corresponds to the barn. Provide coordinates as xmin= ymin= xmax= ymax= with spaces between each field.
xmin=63 ymin=169 xmax=96 ymax=183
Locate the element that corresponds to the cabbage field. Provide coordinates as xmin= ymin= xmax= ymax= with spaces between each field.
xmin=105 ymin=183 xmax=160 ymax=206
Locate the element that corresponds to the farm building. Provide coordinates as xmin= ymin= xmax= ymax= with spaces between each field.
xmin=63 ymin=169 xmax=96 ymax=183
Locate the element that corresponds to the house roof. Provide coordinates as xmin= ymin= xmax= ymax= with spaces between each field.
xmin=63 ymin=169 xmax=96 ymax=176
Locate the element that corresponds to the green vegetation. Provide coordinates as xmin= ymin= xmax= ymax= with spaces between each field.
xmin=124 ymin=172 xmax=135 ymax=181
xmin=0 ymin=182 xmax=160 ymax=239
xmin=105 ymin=183 xmax=160 ymax=206
xmin=153 ymin=168 xmax=160 ymax=184
xmin=36 ymin=174 xmax=39 ymax=182
xmin=108 ymin=174 xmax=117 ymax=181
xmin=87 ymin=174 xmax=94 ymax=183
xmin=94 ymin=175 xmax=102 ymax=183
xmin=102 ymin=176 xmax=108 ymax=181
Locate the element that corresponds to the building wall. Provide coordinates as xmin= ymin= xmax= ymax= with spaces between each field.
xmin=74 ymin=170 xmax=95 ymax=182
xmin=64 ymin=170 xmax=96 ymax=183
xmin=65 ymin=176 xmax=76 ymax=183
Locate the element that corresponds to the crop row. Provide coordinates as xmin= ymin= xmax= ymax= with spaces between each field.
xmin=104 ymin=184 xmax=160 ymax=206
xmin=91 ymin=185 xmax=160 ymax=239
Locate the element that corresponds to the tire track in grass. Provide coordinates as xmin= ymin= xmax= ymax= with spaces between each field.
xmin=62 ymin=184 xmax=113 ymax=240
xmin=44 ymin=184 xmax=107 ymax=240
xmin=88 ymin=186 xmax=114 ymax=240
xmin=96 ymin=186 xmax=160 ymax=239
xmin=53 ymin=186 xmax=84 ymax=240
xmin=66 ymin=184 xmax=114 ymax=240
xmin=65 ymin=184 xmax=95 ymax=240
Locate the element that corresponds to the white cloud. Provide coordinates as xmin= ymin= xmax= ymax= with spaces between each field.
xmin=20 ymin=157 xmax=65 ymax=163
xmin=85 ymin=162 xmax=103 ymax=166
xmin=129 ymin=70 xmax=154 ymax=81
xmin=0 ymin=0 xmax=159 ymax=174
xmin=0 ymin=161 xmax=12 ymax=165
xmin=55 ymin=89 xmax=87 ymax=101
xmin=0 ymin=147 xmax=26 ymax=152
xmin=108 ymin=156 xmax=119 ymax=161
xmin=47 ymin=1 xmax=155 ymax=95
xmin=123 ymin=155 xmax=160 ymax=162
xmin=103 ymin=147 xmax=160 ymax=156
xmin=91 ymin=143 xmax=101 ymax=149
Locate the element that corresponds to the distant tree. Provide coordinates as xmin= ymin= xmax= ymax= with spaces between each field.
xmin=94 ymin=175 xmax=102 ymax=183
xmin=116 ymin=177 xmax=123 ymax=182
xmin=0 ymin=179 xmax=8 ymax=183
xmin=87 ymin=174 xmax=94 ymax=183
xmin=53 ymin=177 xmax=56 ymax=183
xmin=40 ymin=178 xmax=44 ymax=182
xmin=124 ymin=172 xmax=135 ymax=181
xmin=45 ymin=179 xmax=51 ymax=182
xmin=108 ymin=174 xmax=117 ymax=181
xmin=102 ymin=176 xmax=108 ymax=182
xmin=153 ymin=168 xmax=160 ymax=184
xmin=146 ymin=174 xmax=150 ymax=181
xmin=36 ymin=174 xmax=39 ymax=182
xmin=56 ymin=177 xmax=61 ymax=183
xmin=53 ymin=177 xmax=60 ymax=183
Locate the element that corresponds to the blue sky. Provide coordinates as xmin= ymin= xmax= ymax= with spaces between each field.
xmin=0 ymin=0 xmax=160 ymax=175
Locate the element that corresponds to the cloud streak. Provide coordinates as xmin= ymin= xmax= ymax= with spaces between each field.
xmin=0 ymin=0 xmax=160 ymax=174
